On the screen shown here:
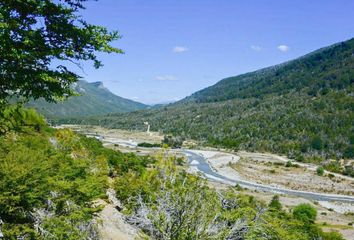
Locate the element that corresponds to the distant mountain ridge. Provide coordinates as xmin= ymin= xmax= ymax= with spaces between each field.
xmin=27 ymin=80 xmax=148 ymax=118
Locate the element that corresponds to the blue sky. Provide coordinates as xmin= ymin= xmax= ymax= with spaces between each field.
xmin=76 ymin=0 xmax=354 ymax=104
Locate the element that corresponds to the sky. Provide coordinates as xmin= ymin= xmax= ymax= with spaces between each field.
xmin=75 ymin=0 xmax=354 ymax=105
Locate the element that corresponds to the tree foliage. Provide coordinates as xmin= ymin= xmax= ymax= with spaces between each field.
xmin=0 ymin=0 xmax=123 ymax=104
xmin=114 ymin=153 xmax=343 ymax=240
xmin=0 ymin=105 xmax=46 ymax=134
xmin=0 ymin=108 xmax=152 ymax=239
xmin=0 ymin=108 xmax=345 ymax=239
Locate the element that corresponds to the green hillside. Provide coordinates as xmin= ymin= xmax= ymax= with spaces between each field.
xmin=61 ymin=38 xmax=354 ymax=164
xmin=27 ymin=81 xmax=147 ymax=118
xmin=185 ymin=38 xmax=353 ymax=103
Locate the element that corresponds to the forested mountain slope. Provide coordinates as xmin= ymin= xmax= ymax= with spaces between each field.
xmin=61 ymin=38 xmax=354 ymax=163
xmin=27 ymin=81 xmax=147 ymax=118
xmin=184 ymin=38 xmax=353 ymax=103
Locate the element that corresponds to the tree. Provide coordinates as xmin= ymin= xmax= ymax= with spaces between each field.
xmin=0 ymin=0 xmax=123 ymax=104
xmin=0 ymin=105 xmax=47 ymax=134
xmin=311 ymin=135 xmax=323 ymax=150
xmin=163 ymin=135 xmax=184 ymax=148
xmin=293 ymin=204 xmax=317 ymax=223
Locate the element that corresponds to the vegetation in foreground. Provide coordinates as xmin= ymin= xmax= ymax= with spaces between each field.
xmin=0 ymin=106 xmax=153 ymax=239
xmin=0 ymin=106 xmax=346 ymax=239
xmin=114 ymin=150 xmax=345 ymax=240
xmin=0 ymin=0 xmax=122 ymax=105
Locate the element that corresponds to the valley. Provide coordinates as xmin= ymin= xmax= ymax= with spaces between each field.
xmin=16 ymin=37 xmax=353 ymax=239
xmin=62 ymin=124 xmax=354 ymax=238
xmin=62 ymin=38 xmax=354 ymax=170
xmin=66 ymin=124 xmax=354 ymax=202
xmin=2 ymin=1 xmax=353 ymax=239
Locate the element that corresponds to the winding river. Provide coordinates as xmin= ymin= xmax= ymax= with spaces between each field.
xmin=100 ymin=137 xmax=354 ymax=203
xmin=183 ymin=150 xmax=354 ymax=203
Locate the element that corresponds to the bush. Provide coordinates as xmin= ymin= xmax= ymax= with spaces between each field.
xmin=328 ymin=173 xmax=335 ymax=179
xmin=324 ymin=161 xmax=342 ymax=173
xmin=322 ymin=231 xmax=345 ymax=240
xmin=162 ymin=135 xmax=184 ymax=148
xmin=293 ymin=204 xmax=317 ymax=223
xmin=268 ymin=195 xmax=282 ymax=210
xmin=316 ymin=166 xmax=324 ymax=176
xmin=343 ymin=165 xmax=354 ymax=177
xmin=285 ymin=161 xmax=293 ymax=167
xmin=137 ymin=142 xmax=161 ymax=148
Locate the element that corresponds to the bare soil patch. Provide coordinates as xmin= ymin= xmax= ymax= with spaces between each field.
xmin=230 ymin=153 xmax=354 ymax=196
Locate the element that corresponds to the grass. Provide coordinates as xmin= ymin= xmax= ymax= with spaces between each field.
xmin=320 ymin=223 xmax=353 ymax=230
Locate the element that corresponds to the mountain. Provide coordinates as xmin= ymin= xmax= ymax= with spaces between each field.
xmin=27 ymin=80 xmax=148 ymax=118
xmin=60 ymin=38 xmax=354 ymax=163
xmin=184 ymin=39 xmax=353 ymax=103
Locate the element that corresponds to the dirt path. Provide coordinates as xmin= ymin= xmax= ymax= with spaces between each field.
xmin=96 ymin=200 xmax=138 ymax=240
xmin=95 ymin=187 xmax=141 ymax=240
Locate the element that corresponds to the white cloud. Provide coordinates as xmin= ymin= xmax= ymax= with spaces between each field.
xmin=155 ymin=75 xmax=177 ymax=81
xmin=277 ymin=45 xmax=290 ymax=52
xmin=172 ymin=46 xmax=189 ymax=53
xmin=250 ymin=45 xmax=262 ymax=51
xmin=132 ymin=96 xmax=139 ymax=100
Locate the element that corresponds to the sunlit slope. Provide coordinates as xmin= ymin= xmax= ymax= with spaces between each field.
xmin=28 ymin=81 xmax=147 ymax=118
xmin=184 ymin=38 xmax=353 ymax=103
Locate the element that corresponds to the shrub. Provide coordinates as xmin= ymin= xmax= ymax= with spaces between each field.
xmin=316 ymin=166 xmax=324 ymax=176
xmin=343 ymin=165 xmax=354 ymax=177
xmin=293 ymin=204 xmax=317 ymax=223
xmin=324 ymin=161 xmax=342 ymax=173
xmin=162 ymin=135 xmax=184 ymax=148
xmin=322 ymin=231 xmax=345 ymax=240
xmin=285 ymin=161 xmax=293 ymax=167
xmin=137 ymin=142 xmax=161 ymax=148
xmin=268 ymin=195 xmax=282 ymax=210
